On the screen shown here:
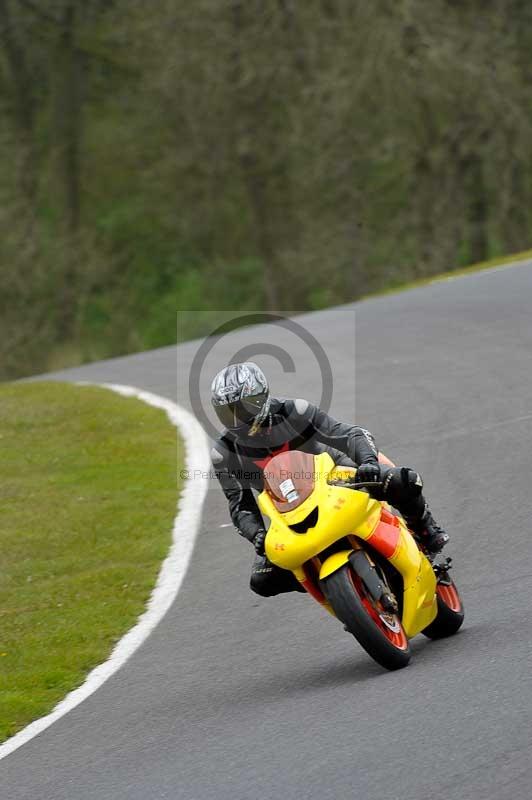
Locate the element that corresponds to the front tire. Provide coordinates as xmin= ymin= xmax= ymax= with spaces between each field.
xmin=422 ymin=579 xmax=464 ymax=639
xmin=324 ymin=564 xmax=411 ymax=671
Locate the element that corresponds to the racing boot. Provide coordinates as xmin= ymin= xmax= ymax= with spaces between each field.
xmin=381 ymin=467 xmax=450 ymax=554
xmin=407 ymin=505 xmax=450 ymax=554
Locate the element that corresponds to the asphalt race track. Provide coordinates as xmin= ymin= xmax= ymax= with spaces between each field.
xmin=3 ymin=260 xmax=532 ymax=800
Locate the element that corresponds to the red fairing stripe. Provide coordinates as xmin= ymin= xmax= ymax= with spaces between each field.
xmin=367 ymin=520 xmax=400 ymax=559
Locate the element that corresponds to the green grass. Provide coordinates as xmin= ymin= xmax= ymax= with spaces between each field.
xmin=0 ymin=382 xmax=182 ymax=743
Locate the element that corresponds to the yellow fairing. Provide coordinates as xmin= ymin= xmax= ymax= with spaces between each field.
xmin=318 ymin=551 xmax=352 ymax=581
xmin=260 ymin=453 xmax=381 ymax=571
xmin=259 ymin=450 xmax=438 ymax=639
xmin=389 ymin=522 xmax=437 ymax=636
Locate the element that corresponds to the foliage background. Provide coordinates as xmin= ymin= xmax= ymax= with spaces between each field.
xmin=1 ymin=0 xmax=531 ymax=378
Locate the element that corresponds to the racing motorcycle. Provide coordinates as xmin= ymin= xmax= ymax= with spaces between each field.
xmin=258 ymin=449 xmax=464 ymax=670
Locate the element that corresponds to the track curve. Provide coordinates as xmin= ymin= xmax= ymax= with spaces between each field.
xmin=3 ymin=260 xmax=532 ymax=800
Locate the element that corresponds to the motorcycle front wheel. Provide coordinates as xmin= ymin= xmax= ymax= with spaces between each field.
xmin=324 ymin=564 xmax=411 ymax=671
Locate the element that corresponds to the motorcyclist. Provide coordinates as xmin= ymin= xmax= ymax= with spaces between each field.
xmin=210 ymin=362 xmax=449 ymax=598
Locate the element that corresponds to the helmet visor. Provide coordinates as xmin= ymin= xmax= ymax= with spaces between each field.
xmin=213 ymin=392 xmax=268 ymax=430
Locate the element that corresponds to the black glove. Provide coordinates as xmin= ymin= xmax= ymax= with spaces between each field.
xmin=253 ymin=528 xmax=267 ymax=556
xmin=356 ymin=462 xmax=381 ymax=484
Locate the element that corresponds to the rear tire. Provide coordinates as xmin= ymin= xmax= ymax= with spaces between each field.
xmin=324 ymin=564 xmax=411 ymax=671
xmin=422 ymin=580 xmax=464 ymax=639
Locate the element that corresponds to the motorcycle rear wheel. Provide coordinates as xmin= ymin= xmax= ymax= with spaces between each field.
xmin=422 ymin=579 xmax=464 ymax=639
xmin=324 ymin=563 xmax=411 ymax=671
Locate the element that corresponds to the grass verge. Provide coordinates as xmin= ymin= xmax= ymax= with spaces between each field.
xmin=0 ymin=382 xmax=182 ymax=743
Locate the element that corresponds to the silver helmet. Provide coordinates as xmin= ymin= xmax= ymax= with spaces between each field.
xmin=211 ymin=362 xmax=270 ymax=435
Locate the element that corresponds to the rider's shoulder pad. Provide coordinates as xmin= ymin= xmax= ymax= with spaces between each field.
xmin=293 ymin=398 xmax=309 ymax=415
xmin=210 ymin=444 xmax=226 ymax=466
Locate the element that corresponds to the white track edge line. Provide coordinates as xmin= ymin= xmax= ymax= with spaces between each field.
xmin=0 ymin=382 xmax=210 ymax=761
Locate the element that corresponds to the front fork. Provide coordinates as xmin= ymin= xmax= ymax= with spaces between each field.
xmin=317 ymin=541 xmax=399 ymax=614
xmin=348 ymin=549 xmax=398 ymax=612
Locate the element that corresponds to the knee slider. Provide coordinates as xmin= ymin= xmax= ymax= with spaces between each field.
xmin=250 ymin=569 xmax=276 ymax=597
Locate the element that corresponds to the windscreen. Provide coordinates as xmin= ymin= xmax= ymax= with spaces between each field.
xmin=263 ymin=450 xmax=316 ymax=512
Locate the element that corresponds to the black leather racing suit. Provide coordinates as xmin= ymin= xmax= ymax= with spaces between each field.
xmin=211 ymin=397 xmax=427 ymax=597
